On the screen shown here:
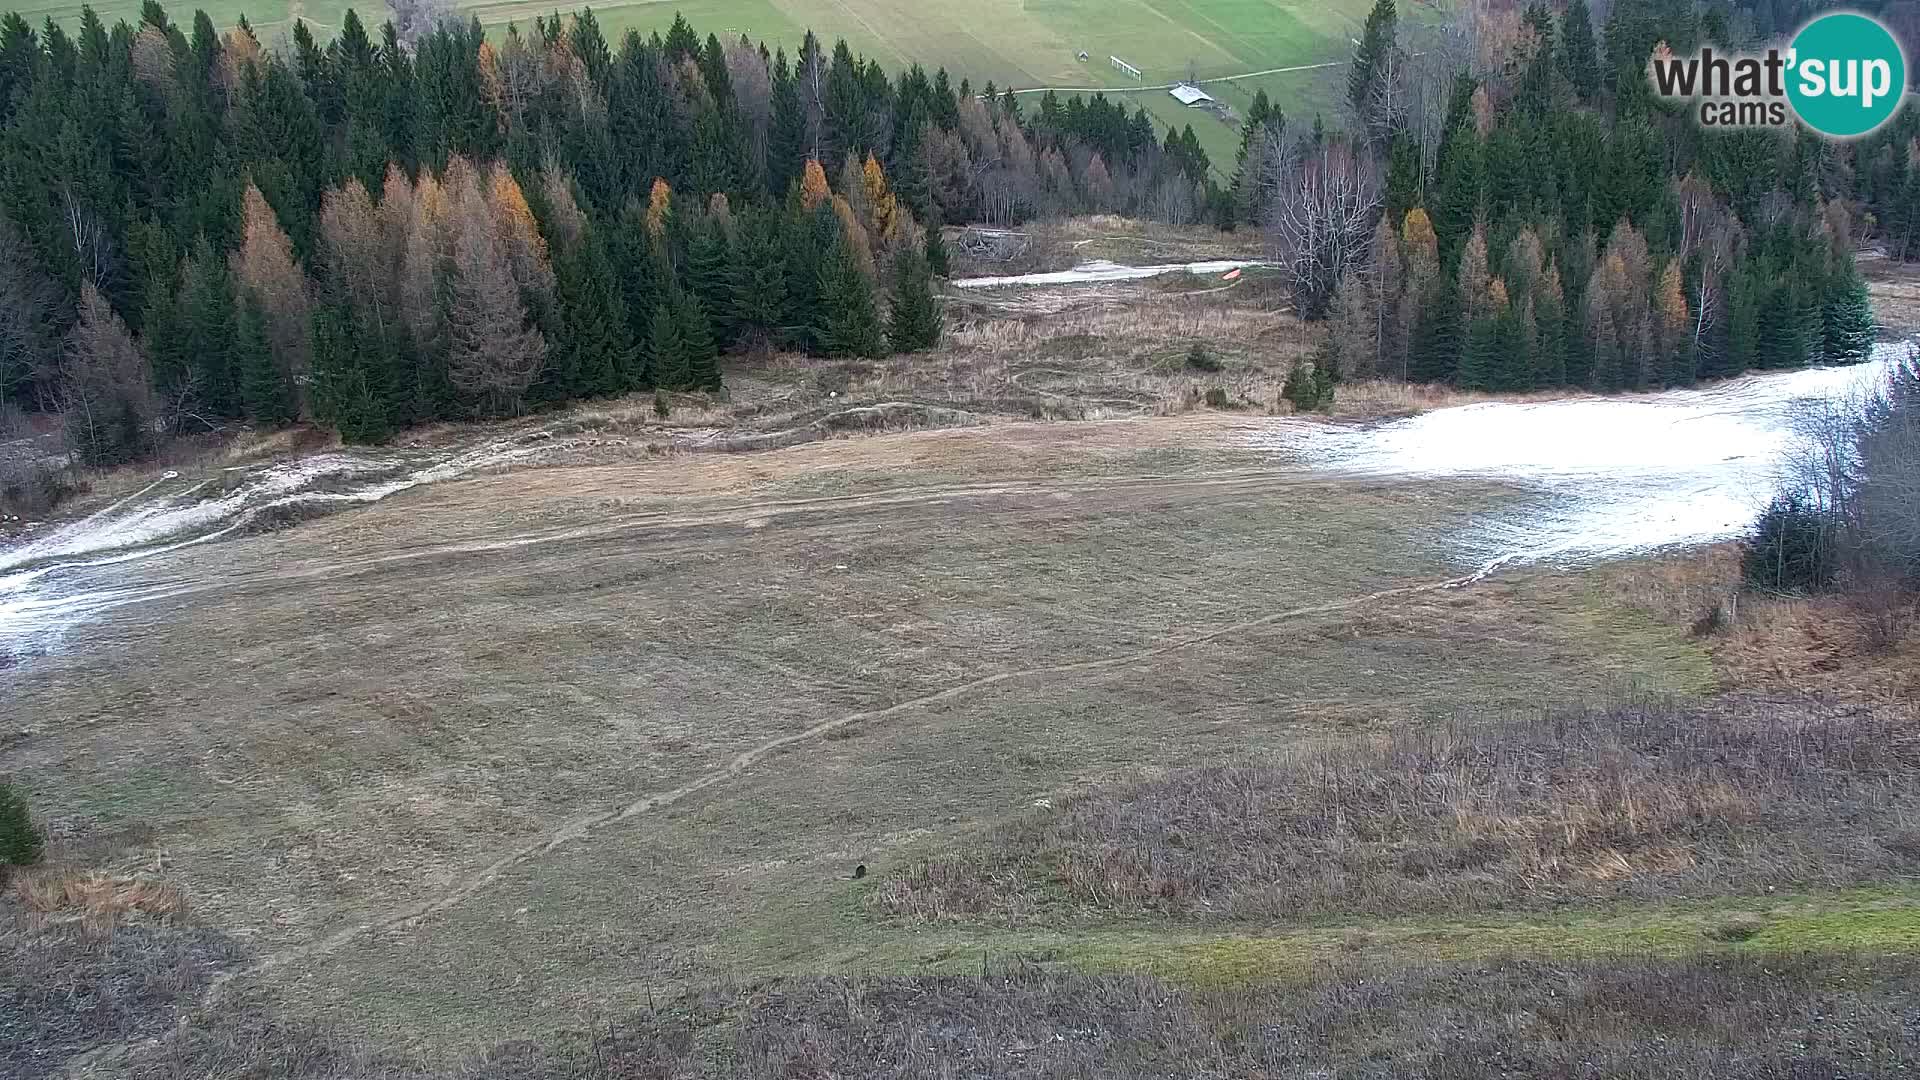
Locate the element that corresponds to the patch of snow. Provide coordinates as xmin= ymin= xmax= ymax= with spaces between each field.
xmin=953 ymin=259 xmax=1263 ymax=289
xmin=1250 ymin=346 xmax=1912 ymax=568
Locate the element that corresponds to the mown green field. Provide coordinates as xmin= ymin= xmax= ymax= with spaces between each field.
xmin=25 ymin=0 xmax=1371 ymax=154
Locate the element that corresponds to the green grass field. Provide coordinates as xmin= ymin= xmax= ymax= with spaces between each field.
xmin=26 ymin=0 xmax=1371 ymax=167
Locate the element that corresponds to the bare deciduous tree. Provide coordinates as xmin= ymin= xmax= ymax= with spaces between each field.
xmin=62 ymin=193 xmax=116 ymax=295
xmin=1265 ymin=137 xmax=1382 ymax=320
xmin=61 ymin=283 xmax=157 ymax=465
xmin=386 ymin=0 xmax=455 ymax=52
xmin=1675 ymin=174 xmax=1739 ymax=372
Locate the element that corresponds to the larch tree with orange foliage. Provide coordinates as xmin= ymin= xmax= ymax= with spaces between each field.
xmin=799 ymin=158 xmax=830 ymax=210
xmin=442 ymin=159 xmax=547 ymax=416
xmin=229 ymin=184 xmax=310 ymax=416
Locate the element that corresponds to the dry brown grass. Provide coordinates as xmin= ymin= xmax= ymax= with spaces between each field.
xmin=1604 ymin=546 xmax=1920 ymax=699
xmin=1325 ymin=380 xmax=1594 ymax=420
xmin=1860 ymin=252 xmax=1920 ymax=337
xmin=1 ymin=898 xmax=239 ymax=1080
xmin=12 ymin=867 xmax=186 ymax=933
xmin=870 ymin=698 xmax=1920 ymax=926
xmin=127 ymin=952 xmax=1920 ymax=1079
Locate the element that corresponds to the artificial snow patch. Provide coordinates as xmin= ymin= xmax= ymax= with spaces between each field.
xmin=0 ymin=436 xmax=572 ymax=661
xmin=953 ymin=259 xmax=1265 ymax=289
xmin=1248 ymin=345 xmax=1912 ymax=570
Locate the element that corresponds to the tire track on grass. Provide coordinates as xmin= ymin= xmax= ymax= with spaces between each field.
xmin=234 ymin=565 xmax=1495 ymax=984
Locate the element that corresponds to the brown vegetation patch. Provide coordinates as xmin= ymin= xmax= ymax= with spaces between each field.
xmin=12 ymin=868 xmax=187 ymax=933
xmin=870 ymin=700 xmax=1920 ymax=926
xmin=129 ymin=952 xmax=1920 ymax=1079
xmin=0 ymin=900 xmax=239 ymax=1080
xmin=1606 ymin=547 xmax=1920 ymax=699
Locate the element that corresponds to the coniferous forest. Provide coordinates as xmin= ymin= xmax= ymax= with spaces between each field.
xmin=0 ymin=0 xmax=1903 ymax=463
xmin=1251 ymin=0 xmax=1890 ymax=396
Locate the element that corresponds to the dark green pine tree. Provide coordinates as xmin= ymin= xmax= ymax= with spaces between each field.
xmin=1715 ymin=264 xmax=1759 ymax=378
xmin=731 ymin=211 xmax=791 ymax=351
xmin=1558 ymin=0 xmax=1603 ymax=102
xmin=767 ymin=49 xmax=808 ymax=198
xmin=131 ymin=216 xmax=185 ymax=383
xmin=310 ymin=304 xmax=392 ymax=444
xmin=554 ymin=228 xmax=638 ymax=399
xmin=649 ymin=299 xmax=691 ymax=390
xmin=1533 ymin=282 xmax=1568 ymax=387
xmin=684 ymin=215 xmax=736 ymax=346
xmin=1821 ymin=272 xmax=1876 ymax=366
xmin=663 ymin=12 xmax=700 ymax=63
xmin=815 ymin=237 xmax=885 ymax=358
xmin=679 ymin=291 xmax=723 ymax=391
xmin=1347 ymin=0 xmax=1397 ymax=132
xmin=1383 ymin=127 xmax=1421 ymax=225
xmin=1229 ymin=90 xmax=1283 ymax=224
xmin=232 ymin=57 xmax=328 ymax=257
xmin=235 ymin=297 xmax=293 ymax=424
xmin=887 ymin=241 xmax=942 ymax=353
xmin=1456 ymin=308 xmax=1501 ymax=391
xmin=1430 ymin=79 xmax=1481 ymax=268
xmin=610 ymin=202 xmax=665 ymax=385
xmin=180 ymin=241 xmax=239 ymax=419
xmin=923 ymin=215 xmax=951 ymax=277
xmin=1410 ymin=277 xmax=1461 ymax=383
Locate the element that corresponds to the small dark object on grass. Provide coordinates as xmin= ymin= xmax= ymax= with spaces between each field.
xmin=1203 ymin=387 xmax=1231 ymax=410
xmin=853 ymin=864 xmax=867 ymax=880
xmin=653 ymin=392 xmax=671 ymax=420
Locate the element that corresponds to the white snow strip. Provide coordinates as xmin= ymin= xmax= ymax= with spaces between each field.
xmin=953 ymin=259 xmax=1264 ymax=289
xmin=1249 ymin=347 xmax=1912 ymax=567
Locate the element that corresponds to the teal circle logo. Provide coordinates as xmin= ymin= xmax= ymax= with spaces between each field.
xmin=1787 ymin=13 xmax=1906 ymax=138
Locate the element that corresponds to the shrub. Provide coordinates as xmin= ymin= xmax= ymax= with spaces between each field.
xmin=0 ymin=457 xmax=86 ymax=518
xmin=0 ymin=778 xmax=43 ymax=873
xmin=1202 ymin=386 xmax=1231 ymax=409
xmin=652 ymin=392 xmax=670 ymax=420
xmin=1742 ymin=491 xmax=1840 ymax=592
xmin=1185 ymin=343 xmax=1221 ymax=372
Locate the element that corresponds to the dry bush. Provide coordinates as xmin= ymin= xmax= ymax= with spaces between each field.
xmin=871 ymin=699 xmax=1920 ymax=925
xmin=0 ymin=455 xmax=87 ymax=519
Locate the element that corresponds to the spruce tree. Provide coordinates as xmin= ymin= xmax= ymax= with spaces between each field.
xmin=553 ymin=230 xmax=637 ymax=399
xmin=236 ymin=298 xmax=292 ymax=424
xmin=649 ymin=300 xmax=690 ymax=390
xmin=685 ymin=216 xmax=735 ymax=346
xmin=1410 ymin=277 xmax=1461 ymax=383
xmin=679 ymin=291 xmax=722 ymax=392
xmin=923 ymin=217 xmax=951 ymax=277
xmin=1822 ymin=273 xmax=1876 ymax=366
xmin=1558 ymin=0 xmax=1603 ymax=101
xmin=310 ymin=305 xmax=393 ymax=444
xmin=1457 ymin=310 xmax=1500 ymax=390
xmin=814 ymin=237 xmax=885 ymax=358
xmin=731 ymin=211 xmax=791 ymax=351
xmin=180 ymin=242 xmax=238 ymax=419
xmin=887 ymin=242 xmax=942 ymax=353
xmin=1348 ymin=0 xmax=1397 ymax=132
